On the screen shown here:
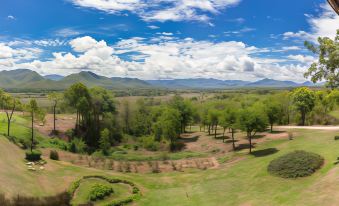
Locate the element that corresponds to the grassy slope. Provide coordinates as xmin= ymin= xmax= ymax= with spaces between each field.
xmin=1 ymin=112 xmax=339 ymax=205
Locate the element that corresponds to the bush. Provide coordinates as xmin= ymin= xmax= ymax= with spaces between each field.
xmin=268 ymin=150 xmax=324 ymax=178
xmin=25 ymin=150 xmax=42 ymax=161
xmin=69 ymin=138 xmax=87 ymax=153
xmin=140 ymin=136 xmax=159 ymax=151
xmin=88 ymin=183 xmax=113 ymax=201
xmin=49 ymin=150 xmax=59 ymax=160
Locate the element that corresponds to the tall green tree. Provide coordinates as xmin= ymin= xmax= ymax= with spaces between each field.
xmin=28 ymin=99 xmax=38 ymax=152
xmin=237 ymin=105 xmax=268 ymax=153
xmin=154 ymin=107 xmax=181 ymax=150
xmin=132 ymin=99 xmax=152 ymax=136
xmin=3 ymin=94 xmax=20 ymax=136
xmin=304 ymin=30 xmax=339 ymax=89
xmin=264 ymin=99 xmax=283 ymax=132
xmin=169 ymin=95 xmax=193 ymax=133
xmin=208 ymin=109 xmax=219 ymax=138
xmin=48 ymin=92 xmax=62 ymax=134
xmin=100 ymin=128 xmax=111 ymax=155
xmin=221 ymin=108 xmax=238 ymax=150
xmin=291 ymin=87 xmax=316 ymax=126
xmin=64 ymin=82 xmax=91 ymax=133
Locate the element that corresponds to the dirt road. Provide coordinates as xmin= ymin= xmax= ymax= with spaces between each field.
xmin=276 ymin=126 xmax=339 ymax=130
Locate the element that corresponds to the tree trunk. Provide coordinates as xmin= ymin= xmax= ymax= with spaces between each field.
xmin=214 ymin=124 xmax=217 ymax=139
xmin=231 ymin=128 xmax=235 ymax=151
xmin=31 ymin=111 xmax=34 ymax=152
xmin=248 ymin=132 xmax=252 ymax=154
xmin=208 ymin=124 xmax=211 ymax=135
xmin=270 ymin=123 xmax=273 ymax=133
xmin=53 ymin=104 xmax=56 ymax=132
xmin=301 ymin=111 xmax=306 ymax=126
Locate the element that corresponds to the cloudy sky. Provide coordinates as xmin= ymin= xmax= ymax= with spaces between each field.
xmin=0 ymin=0 xmax=338 ymax=82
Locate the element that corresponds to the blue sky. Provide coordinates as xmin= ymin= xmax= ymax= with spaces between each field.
xmin=0 ymin=0 xmax=338 ymax=81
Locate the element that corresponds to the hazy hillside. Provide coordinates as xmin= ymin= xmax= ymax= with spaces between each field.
xmin=0 ymin=69 xmax=151 ymax=90
xmin=147 ymin=78 xmax=319 ymax=89
xmin=0 ymin=69 xmax=320 ymax=90
xmin=146 ymin=78 xmax=250 ymax=89
xmin=44 ymin=74 xmax=64 ymax=81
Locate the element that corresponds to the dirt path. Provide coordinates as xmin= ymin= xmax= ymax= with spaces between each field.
xmin=276 ymin=126 xmax=339 ymax=130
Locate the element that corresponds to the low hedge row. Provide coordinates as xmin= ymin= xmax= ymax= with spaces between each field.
xmin=68 ymin=175 xmax=141 ymax=206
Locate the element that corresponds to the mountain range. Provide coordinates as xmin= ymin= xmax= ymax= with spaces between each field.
xmin=0 ymin=69 xmax=320 ymax=90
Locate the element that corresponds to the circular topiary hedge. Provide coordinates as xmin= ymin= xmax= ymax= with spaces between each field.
xmin=68 ymin=175 xmax=141 ymax=206
xmin=268 ymin=150 xmax=324 ymax=178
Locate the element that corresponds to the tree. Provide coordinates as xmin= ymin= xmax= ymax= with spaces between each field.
xmin=48 ymin=92 xmax=62 ymax=134
xmin=304 ymin=30 xmax=339 ymax=89
xmin=154 ymin=107 xmax=181 ymax=150
xmin=64 ymin=83 xmax=91 ymax=133
xmin=291 ymin=87 xmax=316 ymax=126
xmin=3 ymin=94 xmax=20 ymax=136
xmin=220 ymin=108 xmax=238 ymax=150
xmin=264 ymin=99 xmax=283 ymax=132
xmin=169 ymin=95 xmax=193 ymax=133
xmin=28 ymin=99 xmax=38 ymax=152
xmin=100 ymin=128 xmax=111 ymax=155
xmin=121 ymin=100 xmax=131 ymax=134
xmin=208 ymin=109 xmax=219 ymax=138
xmin=237 ymin=105 xmax=268 ymax=153
xmin=132 ymin=99 xmax=152 ymax=136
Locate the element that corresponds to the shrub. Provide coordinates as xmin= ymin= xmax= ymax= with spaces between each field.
xmin=140 ymin=136 xmax=160 ymax=151
xmin=268 ymin=150 xmax=324 ymax=178
xmin=49 ymin=150 xmax=59 ymax=160
xmin=335 ymin=136 xmax=339 ymax=140
xmin=69 ymin=138 xmax=87 ymax=153
xmin=88 ymin=183 xmax=113 ymax=201
xmin=25 ymin=150 xmax=42 ymax=161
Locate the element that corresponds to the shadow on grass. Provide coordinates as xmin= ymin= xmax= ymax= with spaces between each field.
xmin=252 ymin=135 xmax=265 ymax=139
xmin=251 ymin=148 xmax=279 ymax=157
xmin=178 ymin=135 xmax=200 ymax=143
xmin=216 ymin=135 xmax=230 ymax=140
xmin=270 ymin=131 xmax=286 ymax=134
xmin=224 ymin=139 xmax=238 ymax=144
xmin=235 ymin=143 xmax=256 ymax=151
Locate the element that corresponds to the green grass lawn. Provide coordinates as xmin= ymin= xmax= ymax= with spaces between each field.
xmin=2 ymin=112 xmax=339 ymax=205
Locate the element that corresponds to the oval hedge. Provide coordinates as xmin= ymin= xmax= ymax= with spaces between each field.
xmin=267 ymin=150 xmax=324 ymax=178
xmin=68 ymin=175 xmax=141 ymax=206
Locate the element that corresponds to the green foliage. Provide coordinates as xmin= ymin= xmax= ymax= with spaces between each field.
xmin=88 ymin=183 xmax=114 ymax=201
xmin=237 ymin=105 xmax=268 ymax=135
xmin=291 ymin=87 xmax=316 ymax=125
xmin=140 ymin=136 xmax=160 ymax=151
xmin=264 ymin=99 xmax=283 ymax=131
xmin=69 ymin=138 xmax=87 ymax=153
xmin=304 ymin=30 xmax=339 ymax=89
xmin=268 ymin=150 xmax=324 ymax=178
xmin=100 ymin=129 xmax=111 ymax=155
xmin=25 ymin=149 xmax=42 ymax=161
xmin=49 ymin=150 xmax=59 ymax=160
